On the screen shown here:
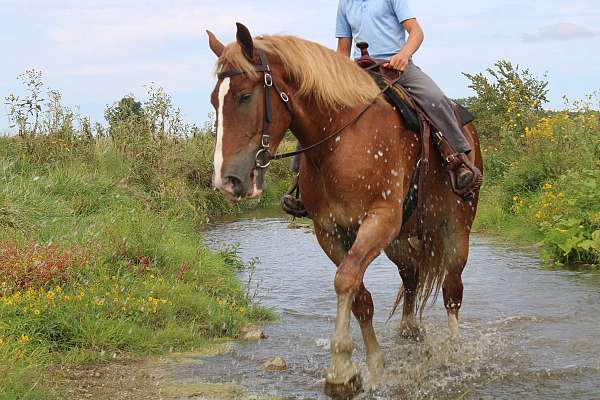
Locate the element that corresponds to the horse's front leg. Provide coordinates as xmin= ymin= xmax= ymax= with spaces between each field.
xmin=315 ymin=227 xmax=384 ymax=384
xmin=322 ymin=208 xmax=401 ymax=398
xmin=352 ymin=283 xmax=385 ymax=379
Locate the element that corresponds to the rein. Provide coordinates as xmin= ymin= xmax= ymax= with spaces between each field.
xmin=216 ymin=49 xmax=397 ymax=168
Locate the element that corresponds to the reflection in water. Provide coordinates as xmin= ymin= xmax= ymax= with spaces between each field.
xmin=171 ymin=215 xmax=600 ymax=399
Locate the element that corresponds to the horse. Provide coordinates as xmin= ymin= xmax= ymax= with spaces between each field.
xmin=207 ymin=23 xmax=483 ymax=399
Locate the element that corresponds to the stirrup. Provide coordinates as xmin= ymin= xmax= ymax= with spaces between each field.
xmin=445 ymin=153 xmax=482 ymax=200
xmin=281 ymin=174 xmax=308 ymax=218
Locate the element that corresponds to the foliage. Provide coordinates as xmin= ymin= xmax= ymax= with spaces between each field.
xmin=4 ymin=69 xmax=45 ymax=137
xmin=468 ymin=60 xmax=600 ymax=267
xmin=462 ymin=60 xmax=549 ymax=140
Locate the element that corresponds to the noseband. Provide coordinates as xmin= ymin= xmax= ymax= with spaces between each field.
xmin=217 ymin=50 xmax=293 ymax=169
xmin=216 ymin=50 xmax=396 ymax=169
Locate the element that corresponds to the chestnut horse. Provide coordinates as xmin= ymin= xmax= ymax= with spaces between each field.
xmin=208 ymin=23 xmax=482 ymax=399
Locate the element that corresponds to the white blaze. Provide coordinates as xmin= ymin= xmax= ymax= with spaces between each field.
xmin=213 ymin=77 xmax=231 ymax=187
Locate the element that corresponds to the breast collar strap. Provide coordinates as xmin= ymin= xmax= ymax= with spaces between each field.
xmin=217 ymin=50 xmax=293 ymax=169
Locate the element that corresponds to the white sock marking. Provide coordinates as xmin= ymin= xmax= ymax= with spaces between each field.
xmin=214 ymin=77 xmax=231 ymax=188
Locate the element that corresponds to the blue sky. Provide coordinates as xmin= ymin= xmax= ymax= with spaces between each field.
xmin=1 ymin=0 xmax=599 ymax=132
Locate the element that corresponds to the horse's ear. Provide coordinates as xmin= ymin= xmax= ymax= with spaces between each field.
xmin=236 ymin=22 xmax=254 ymax=60
xmin=206 ymin=30 xmax=224 ymax=57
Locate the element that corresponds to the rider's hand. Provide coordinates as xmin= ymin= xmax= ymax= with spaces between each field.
xmin=384 ymin=50 xmax=411 ymax=72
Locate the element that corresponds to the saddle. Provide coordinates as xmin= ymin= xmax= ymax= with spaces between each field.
xmin=354 ymin=42 xmax=481 ymax=237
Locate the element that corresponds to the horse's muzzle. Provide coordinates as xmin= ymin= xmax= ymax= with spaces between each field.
xmin=217 ymin=168 xmax=263 ymax=202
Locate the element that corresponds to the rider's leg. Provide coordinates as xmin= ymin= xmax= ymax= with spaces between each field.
xmin=398 ymin=62 xmax=478 ymax=190
xmin=399 ymin=61 xmax=471 ymax=154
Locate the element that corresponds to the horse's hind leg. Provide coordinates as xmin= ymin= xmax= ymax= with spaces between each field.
xmin=441 ymin=230 xmax=469 ymax=337
xmin=352 ymin=283 xmax=384 ymax=378
xmin=385 ymin=242 xmax=420 ymax=338
xmin=396 ymin=263 xmax=421 ymax=337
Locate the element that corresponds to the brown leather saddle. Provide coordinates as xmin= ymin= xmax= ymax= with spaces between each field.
xmin=354 ymin=42 xmax=481 ymax=202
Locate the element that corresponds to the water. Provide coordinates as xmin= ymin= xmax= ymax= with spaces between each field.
xmin=170 ymin=212 xmax=600 ymax=399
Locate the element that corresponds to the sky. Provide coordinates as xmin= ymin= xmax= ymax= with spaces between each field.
xmin=1 ymin=0 xmax=599 ymax=132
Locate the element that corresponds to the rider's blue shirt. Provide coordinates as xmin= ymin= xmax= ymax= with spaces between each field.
xmin=335 ymin=0 xmax=415 ymax=59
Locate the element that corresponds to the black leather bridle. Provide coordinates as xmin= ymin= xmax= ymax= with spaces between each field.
xmin=217 ymin=49 xmax=292 ymax=169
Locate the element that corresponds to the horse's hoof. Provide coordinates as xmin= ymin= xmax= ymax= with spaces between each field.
xmin=324 ymin=373 xmax=363 ymax=399
xmin=367 ymin=352 xmax=385 ymax=379
xmin=399 ymin=324 xmax=425 ymax=341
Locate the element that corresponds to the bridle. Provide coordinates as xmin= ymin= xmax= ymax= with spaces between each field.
xmin=216 ymin=49 xmax=396 ymax=169
xmin=217 ymin=49 xmax=293 ymax=169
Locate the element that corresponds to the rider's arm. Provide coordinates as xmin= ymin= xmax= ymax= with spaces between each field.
xmin=402 ymin=18 xmax=424 ymax=58
xmin=385 ymin=18 xmax=424 ymax=71
xmin=335 ymin=1 xmax=352 ymax=57
xmin=337 ymin=38 xmax=352 ymax=57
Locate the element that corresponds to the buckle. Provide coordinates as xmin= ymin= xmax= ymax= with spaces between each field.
xmin=445 ymin=154 xmax=457 ymax=164
xmin=261 ymin=135 xmax=270 ymax=148
xmin=433 ymin=131 xmax=443 ymax=144
xmin=280 ymin=92 xmax=289 ymax=102
xmin=264 ymin=73 xmax=273 ymax=87
xmin=255 ymin=148 xmax=272 ymax=169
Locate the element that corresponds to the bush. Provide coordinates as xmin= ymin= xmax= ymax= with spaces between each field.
xmin=467 ymin=60 xmax=600 ymax=267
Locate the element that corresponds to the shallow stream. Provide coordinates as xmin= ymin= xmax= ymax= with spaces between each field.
xmin=170 ymin=211 xmax=600 ymax=399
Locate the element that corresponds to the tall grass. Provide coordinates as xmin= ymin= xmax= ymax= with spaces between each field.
xmin=0 ymin=73 xmax=287 ymax=398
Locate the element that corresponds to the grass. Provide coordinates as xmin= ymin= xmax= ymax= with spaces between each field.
xmin=0 ymin=135 xmax=286 ymax=398
xmin=473 ymin=188 xmax=543 ymax=244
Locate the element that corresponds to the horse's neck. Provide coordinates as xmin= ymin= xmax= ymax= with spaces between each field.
xmin=289 ymin=100 xmax=358 ymax=165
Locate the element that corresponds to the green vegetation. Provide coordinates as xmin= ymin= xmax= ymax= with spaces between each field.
xmin=464 ymin=61 xmax=600 ymax=267
xmin=1 ymin=71 xmax=289 ymax=398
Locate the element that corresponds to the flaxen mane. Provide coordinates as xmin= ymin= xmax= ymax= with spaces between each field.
xmin=217 ymin=35 xmax=381 ymax=111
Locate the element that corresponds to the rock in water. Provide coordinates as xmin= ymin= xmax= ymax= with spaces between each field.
xmin=263 ymin=357 xmax=287 ymax=372
xmin=241 ymin=326 xmax=266 ymax=341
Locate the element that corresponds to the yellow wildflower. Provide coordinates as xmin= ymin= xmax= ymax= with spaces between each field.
xmin=543 ymin=183 xmax=553 ymax=190
xmin=18 ymin=335 xmax=30 ymax=345
xmin=34 ymin=309 xmax=41 ymax=316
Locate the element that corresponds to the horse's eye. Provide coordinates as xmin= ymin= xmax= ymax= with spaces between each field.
xmin=238 ymin=93 xmax=252 ymax=104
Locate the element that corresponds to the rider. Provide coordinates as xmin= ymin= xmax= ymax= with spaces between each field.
xmin=282 ymin=0 xmax=479 ymax=217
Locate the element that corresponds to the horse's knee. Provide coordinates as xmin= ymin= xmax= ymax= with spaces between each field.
xmin=334 ymin=259 xmax=361 ymax=295
xmin=352 ymin=286 xmax=374 ymax=322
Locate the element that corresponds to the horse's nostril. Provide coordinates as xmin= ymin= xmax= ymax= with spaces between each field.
xmin=225 ymin=176 xmax=245 ymax=198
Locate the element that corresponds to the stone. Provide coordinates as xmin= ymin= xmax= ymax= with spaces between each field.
xmin=241 ymin=326 xmax=267 ymax=341
xmin=263 ymin=356 xmax=287 ymax=372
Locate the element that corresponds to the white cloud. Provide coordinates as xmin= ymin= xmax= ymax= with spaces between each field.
xmin=522 ymin=22 xmax=599 ymax=42
xmin=46 ymin=3 xmax=317 ymax=53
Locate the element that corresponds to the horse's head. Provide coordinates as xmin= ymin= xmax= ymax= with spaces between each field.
xmin=207 ymin=23 xmax=292 ymax=202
